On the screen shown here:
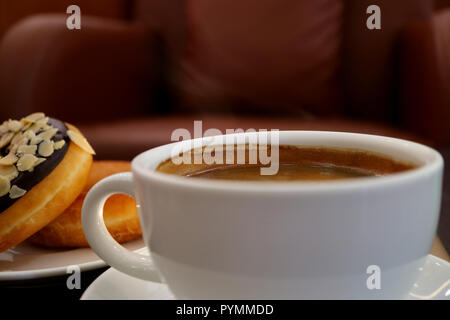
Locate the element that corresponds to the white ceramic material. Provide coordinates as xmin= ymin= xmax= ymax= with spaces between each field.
xmin=82 ymin=131 xmax=444 ymax=299
xmin=81 ymin=254 xmax=450 ymax=300
xmin=81 ymin=247 xmax=175 ymax=300
xmin=0 ymin=238 xmax=145 ymax=280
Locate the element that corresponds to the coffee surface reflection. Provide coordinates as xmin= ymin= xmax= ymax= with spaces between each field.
xmin=156 ymin=145 xmax=417 ymax=181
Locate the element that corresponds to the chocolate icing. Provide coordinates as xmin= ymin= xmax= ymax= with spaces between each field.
xmin=0 ymin=118 xmax=70 ymax=212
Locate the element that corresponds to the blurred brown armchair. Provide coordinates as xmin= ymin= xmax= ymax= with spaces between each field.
xmin=0 ymin=0 xmax=449 ymax=159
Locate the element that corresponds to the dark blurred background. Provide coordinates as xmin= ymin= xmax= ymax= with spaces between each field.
xmin=0 ymin=0 xmax=449 ymax=251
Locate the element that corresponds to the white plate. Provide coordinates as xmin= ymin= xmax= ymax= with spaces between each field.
xmin=81 ymin=254 xmax=450 ymax=300
xmin=0 ymin=238 xmax=145 ymax=281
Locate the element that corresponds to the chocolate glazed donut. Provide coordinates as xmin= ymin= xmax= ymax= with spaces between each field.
xmin=0 ymin=118 xmax=69 ymax=212
xmin=0 ymin=113 xmax=94 ymax=252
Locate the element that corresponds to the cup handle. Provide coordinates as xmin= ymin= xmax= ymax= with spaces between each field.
xmin=82 ymin=172 xmax=160 ymax=282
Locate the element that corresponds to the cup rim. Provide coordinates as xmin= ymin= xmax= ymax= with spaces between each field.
xmin=131 ymin=131 xmax=443 ymax=193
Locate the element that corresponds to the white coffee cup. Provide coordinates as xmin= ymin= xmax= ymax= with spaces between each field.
xmin=82 ymin=131 xmax=443 ymax=299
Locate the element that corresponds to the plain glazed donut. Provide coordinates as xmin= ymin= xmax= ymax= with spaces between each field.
xmin=0 ymin=113 xmax=94 ymax=252
xmin=29 ymin=161 xmax=142 ymax=248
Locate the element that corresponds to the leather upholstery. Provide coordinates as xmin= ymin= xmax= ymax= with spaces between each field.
xmin=175 ymin=0 xmax=343 ymax=116
xmin=0 ymin=0 xmax=448 ymax=155
xmin=76 ymin=115 xmax=428 ymax=160
xmin=132 ymin=0 xmax=435 ymax=120
xmin=435 ymin=0 xmax=450 ymax=10
xmin=400 ymin=9 xmax=450 ymax=144
xmin=0 ymin=15 xmax=158 ymax=123
xmin=0 ymin=0 xmax=131 ymax=39
xmin=342 ymin=0 xmax=433 ymax=121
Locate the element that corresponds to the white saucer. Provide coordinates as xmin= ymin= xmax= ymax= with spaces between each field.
xmin=81 ymin=254 xmax=450 ymax=300
xmin=0 ymin=238 xmax=145 ymax=281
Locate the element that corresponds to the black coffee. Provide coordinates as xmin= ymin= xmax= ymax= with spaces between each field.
xmin=156 ymin=145 xmax=417 ymax=181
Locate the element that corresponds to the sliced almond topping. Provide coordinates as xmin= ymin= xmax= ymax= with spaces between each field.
xmin=41 ymin=124 xmax=52 ymax=131
xmin=17 ymin=144 xmax=37 ymax=155
xmin=22 ymin=112 xmax=45 ymax=124
xmin=0 ymin=165 xmax=18 ymax=181
xmin=38 ymin=139 xmax=54 ymax=157
xmin=28 ymin=122 xmax=48 ymax=134
xmin=24 ymin=130 xmax=35 ymax=140
xmin=21 ymin=122 xmax=32 ymax=132
xmin=35 ymin=117 xmax=49 ymax=125
xmin=7 ymin=120 xmax=23 ymax=132
xmin=9 ymin=185 xmax=26 ymax=199
xmin=0 ymin=132 xmax=14 ymax=148
xmin=34 ymin=127 xmax=58 ymax=143
xmin=0 ymin=152 xmax=19 ymax=165
xmin=53 ymin=140 xmax=66 ymax=150
xmin=34 ymin=157 xmax=46 ymax=167
xmin=10 ymin=135 xmax=27 ymax=154
xmin=29 ymin=129 xmax=47 ymax=144
xmin=67 ymin=130 xmax=95 ymax=155
xmin=16 ymin=154 xmax=38 ymax=171
xmin=8 ymin=132 xmax=27 ymax=151
xmin=0 ymin=176 xmax=10 ymax=197
xmin=0 ymin=121 xmax=8 ymax=134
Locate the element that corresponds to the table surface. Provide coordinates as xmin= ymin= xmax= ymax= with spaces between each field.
xmin=431 ymin=237 xmax=449 ymax=260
